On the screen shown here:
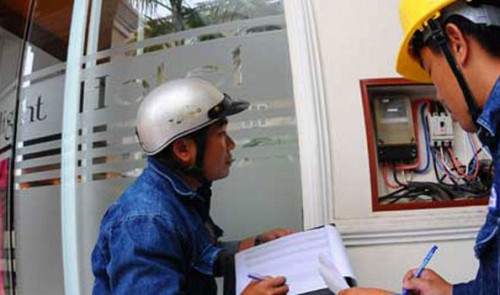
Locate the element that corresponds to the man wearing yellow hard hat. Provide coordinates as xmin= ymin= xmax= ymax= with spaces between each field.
xmin=339 ymin=0 xmax=500 ymax=294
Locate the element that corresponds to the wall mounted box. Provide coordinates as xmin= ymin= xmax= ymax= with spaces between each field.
xmin=360 ymin=78 xmax=489 ymax=212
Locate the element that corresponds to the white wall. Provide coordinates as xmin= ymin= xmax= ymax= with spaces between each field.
xmin=313 ymin=0 xmax=404 ymax=219
xmin=306 ymin=0 xmax=482 ymax=290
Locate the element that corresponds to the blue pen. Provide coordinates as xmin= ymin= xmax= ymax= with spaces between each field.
xmin=402 ymin=245 xmax=438 ymax=295
xmin=248 ymin=273 xmax=266 ymax=281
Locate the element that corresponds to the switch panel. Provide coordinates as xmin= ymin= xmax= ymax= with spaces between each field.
xmin=427 ymin=112 xmax=454 ymax=147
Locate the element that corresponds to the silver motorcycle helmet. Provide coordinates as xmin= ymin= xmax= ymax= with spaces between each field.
xmin=136 ymin=78 xmax=249 ymax=155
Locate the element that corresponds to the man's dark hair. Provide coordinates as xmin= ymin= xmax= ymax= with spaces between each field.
xmin=153 ymin=125 xmax=210 ymax=168
xmin=410 ymin=1 xmax=500 ymax=60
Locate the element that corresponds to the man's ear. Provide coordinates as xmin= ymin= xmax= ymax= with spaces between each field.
xmin=171 ymin=138 xmax=196 ymax=165
xmin=445 ymin=23 xmax=469 ymax=66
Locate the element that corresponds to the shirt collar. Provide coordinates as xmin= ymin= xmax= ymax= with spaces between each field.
xmin=147 ymin=156 xmax=202 ymax=201
xmin=476 ymin=75 xmax=500 ymax=150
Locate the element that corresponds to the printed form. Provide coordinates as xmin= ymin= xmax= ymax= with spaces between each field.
xmin=235 ymin=225 xmax=356 ymax=294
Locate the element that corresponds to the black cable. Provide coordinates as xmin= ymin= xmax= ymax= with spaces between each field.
xmin=380 ymin=184 xmax=429 ymax=204
xmin=467 ymin=146 xmax=484 ymax=167
xmin=440 ymin=145 xmax=492 ymax=195
xmin=380 ymin=186 xmax=407 ymax=199
xmin=380 ymin=179 xmax=489 ymax=204
xmin=432 ymin=148 xmax=447 ymax=185
xmin=393 ymin=167 xmax=405 ymax=186
xmin=433 ymin=147 xmax=461 ymax=186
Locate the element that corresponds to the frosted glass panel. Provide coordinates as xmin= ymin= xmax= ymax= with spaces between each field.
xmin=15 ymin=68 xmax=66 ymax=295
xmin=77 ymin=2 xmax=303 ymax=293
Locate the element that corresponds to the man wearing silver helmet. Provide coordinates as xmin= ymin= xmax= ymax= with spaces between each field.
xmin=91 ymin=78 xmax=292 ymax=294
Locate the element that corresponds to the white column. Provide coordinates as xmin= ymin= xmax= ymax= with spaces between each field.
xmin=61 ymin=0 xmax=89 ymax=294
xmin=283 ymin=0 xmax=334 ymax=229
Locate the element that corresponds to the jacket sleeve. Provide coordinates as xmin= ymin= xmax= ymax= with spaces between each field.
xmin=106 ymin=214 xmax=187 ymax=294
xmin=453 ymin=280 xmax=478 ymax=295
xmin=216 ymin=241 xmax=239 ymax=295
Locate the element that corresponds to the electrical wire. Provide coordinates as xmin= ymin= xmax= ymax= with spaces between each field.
xmin=402 ymin=169 xmax=414 ymax=184
xmin=414 ymin=103 xmax=431 ymax=173
xmin=381 ymin=165 xmax=401 ymax=189
xmin=447 ymin=145 xmax=479 ymax=180
xmin=379 ymin=179 xmax=489 ymax=204
xmin=435 ymin=147 xmax=462 ymax=183
xmin=393 ymin=168 xmax=404 ymax=186
xmin=395 ymin=100 xmax=425 ymax=171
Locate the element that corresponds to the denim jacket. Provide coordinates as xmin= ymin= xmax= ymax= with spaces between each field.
xmin=91 ymin=157 xmax=224 ymax=294
xmin=453 ymin=76 xmax=500 ymax=295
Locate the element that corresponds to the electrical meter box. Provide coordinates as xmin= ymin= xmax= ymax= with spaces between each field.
xmin=373 ymin=96 xmax=416 ymax=163
xmin=360 ymin=78 xmax=489 ymax=212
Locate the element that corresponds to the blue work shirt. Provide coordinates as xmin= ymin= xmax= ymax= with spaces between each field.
xmin=454 ymin=75 xmax=500 ymax=295
xmin=91 ymin=157 xmax=224 ymax=294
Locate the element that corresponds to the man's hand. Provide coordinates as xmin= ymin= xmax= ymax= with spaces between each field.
xmin=239 ymin=228 xmax=295 ymax=251
xmin=402 ymin=268 xmax=452 ymax=295
xmin=338 ymin=287 xmax=394 ymax=295
xmin=257 ymin=228 xmax=295 ymax=243
xmin=241 ymin=276 xmax=289 ymax=295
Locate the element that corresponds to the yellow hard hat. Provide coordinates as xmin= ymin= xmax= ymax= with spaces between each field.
xmin=396 ymin=0 xmax=457 ymax=82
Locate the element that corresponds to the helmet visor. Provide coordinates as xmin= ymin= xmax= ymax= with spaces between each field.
xmin=208 ymin=94 xmax=250 ymax=119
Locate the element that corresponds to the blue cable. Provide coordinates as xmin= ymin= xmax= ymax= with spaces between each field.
xmin=432 ymin=149 xmax=445 ymax=173
xmin=415 ymin=104 xmax=430 ymax=173
xmin=432 ymin=147 xmax=467 ymax=184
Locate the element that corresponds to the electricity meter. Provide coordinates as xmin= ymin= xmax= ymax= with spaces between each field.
xmin=373 ymin=96 xmax=417 ymax=163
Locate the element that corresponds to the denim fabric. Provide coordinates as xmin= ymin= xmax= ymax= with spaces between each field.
xmin=91 ymin=157 xmax=223 ymax=295
xmin=453 ymin=76 xmax=500 ymax=295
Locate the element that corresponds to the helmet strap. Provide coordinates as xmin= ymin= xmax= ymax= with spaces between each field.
xmin=173 ymin=126 xmax=211 ymax=186
xmin=427 ymin=18 xmax=481 ymax=126
xmin=192 ymin=127 xmax=211 ymax=186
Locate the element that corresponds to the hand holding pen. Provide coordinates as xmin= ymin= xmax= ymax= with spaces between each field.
xmin=401 ymin=245 xmax=452 ymax=295
xmin=242 ymin=273 xmax=289 ymax=295
xmin=401 ymin=245 xmax=437 ymax=295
